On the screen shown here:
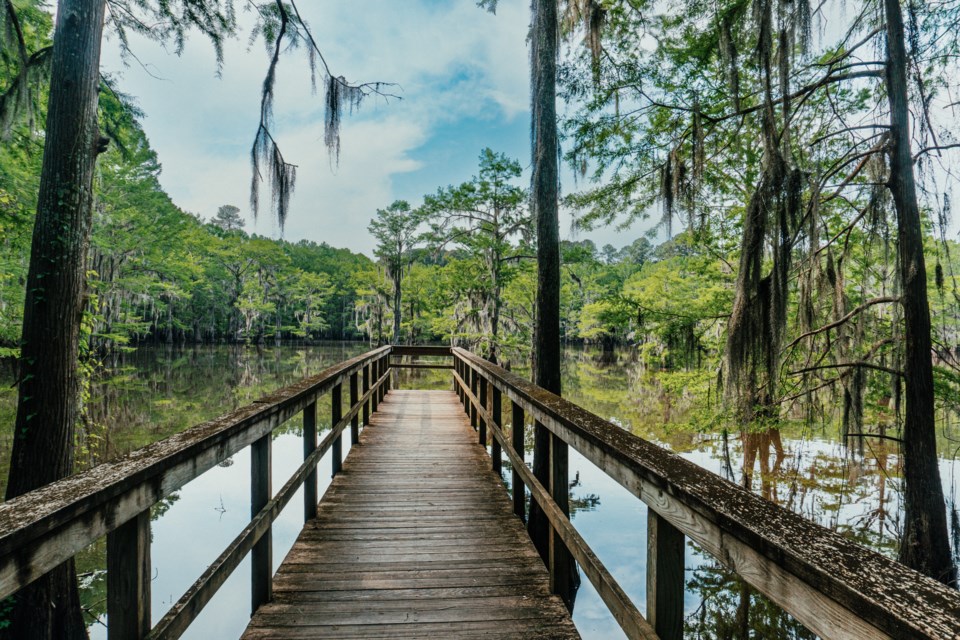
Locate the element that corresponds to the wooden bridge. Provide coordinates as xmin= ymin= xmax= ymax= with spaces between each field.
xmin=2 ymin=345 xmax=960 ymax=639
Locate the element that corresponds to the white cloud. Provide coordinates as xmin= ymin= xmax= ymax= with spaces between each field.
xmin=100 ymin=0 xmax=649 ymax=256
xmin=100 ymin=1 xmax=531 ymax=254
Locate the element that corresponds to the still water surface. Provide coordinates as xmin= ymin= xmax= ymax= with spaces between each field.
xmin=1 ymin=343 xmax=957 ymax=639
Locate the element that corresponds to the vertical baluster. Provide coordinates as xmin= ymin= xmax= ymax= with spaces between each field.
xmin=378 ymin=357 xmax=386 ymax=403
xmin=549 ymin=433 xmax=573 ymax=606
xmin=491 ymin=386 xmax=502 ymax=476
xmin=332 ymin=383 xmax=343 ymax=476
xmin=470 ymin=368 xmax=478 ymax=430
xmin=512 ymin=401 xmax=525 ymax=521
xmin=384 ymin=357 xmax=390 ymax=396
xmin=647 ymin=509 xmax=685 ymax=640
xmin=362 ymin=363 xmax=370 ymax=425
xmin=251 ymin=434 xmax=272 ymax=612
xmin=303 ymin=401 xmax=317 ymax=521
xmin=380 ymin=356 xmax=390 ymax=402
xmin=107 ymin=510 xmax=150 ymax=640
xmin=350 ymin=371 xmax=359 ymax=445
xmin=479 ymin=376 xmax=488 ymax=447
xmin=371 ymin=360 xmax=379 ymax=414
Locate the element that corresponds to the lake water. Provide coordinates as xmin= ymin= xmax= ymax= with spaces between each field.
xmin=1 ymin=343 xmax=956 ymax=639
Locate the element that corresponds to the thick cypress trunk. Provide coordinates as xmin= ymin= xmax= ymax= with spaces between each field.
xmin=884 ymin=0 xmax=956 ymax=586
xmin=528 ymin=0 xmax=578 ymax=610
xmin=3 ymin=1 xmax=107 ymax=638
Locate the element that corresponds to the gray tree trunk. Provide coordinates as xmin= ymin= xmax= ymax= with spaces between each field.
xmin=527 ymin=0 xmax=578 ymax=611
xmin=3 ymin=1 xmax=108 ymax=638
xmin=884 ymin=0 xmax=956 ymax=586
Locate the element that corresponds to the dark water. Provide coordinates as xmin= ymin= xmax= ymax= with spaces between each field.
xmin=1 ymin=344 xmax=956 ymax=639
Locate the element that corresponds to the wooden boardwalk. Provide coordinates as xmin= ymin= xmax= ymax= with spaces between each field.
xmin=242 ymin=389 xmax=580 ymax=639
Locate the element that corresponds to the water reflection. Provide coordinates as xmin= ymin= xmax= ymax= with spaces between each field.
xmin=540 ymin=345 xmax=956 ymax=638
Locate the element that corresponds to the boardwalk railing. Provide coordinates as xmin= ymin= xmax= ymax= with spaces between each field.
xmin=0 ymin=346 xmax=393 ymax=640
xmin=451 ymin=347 xmax=960 ymax=640
xmin=3 ymin=345 xmax=960 ymax=640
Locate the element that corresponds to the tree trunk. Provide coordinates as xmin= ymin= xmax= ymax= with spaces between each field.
xmin=3 ymin=1 xmax=107 ymax=638
xmin=528 ymin=0 xmax=578 ymax=610
xmin=884 ymin=0 xmax=956 ymax=586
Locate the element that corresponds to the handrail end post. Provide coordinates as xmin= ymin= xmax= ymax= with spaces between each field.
xmin=647 ymin=508 xmax=685 ymax=640
xmin=107 ymin=509 xmax=151 ymax=640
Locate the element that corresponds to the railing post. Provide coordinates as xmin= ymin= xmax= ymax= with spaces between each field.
xmin=378 ymin=357 xmax=386 ymax=403
xmin=479 ymin=376 xmax=488 ymax=447
xmin=362 ymin=363 xmax=370 ymax=425
xmin=107 ymin=510 xmax=150 ymax=640
xmin=332 ymin=382 xmax=343 ymax=477
xmin=350 ymin=371 xmax=359 ymax=445
xmin=251 ymin=434 xmax=272 ymax=613
xmin=491 ymin=386 xmax=502 ymax=476
xmin=303 ymin=401 xmax=317 ymax=521
xmin=470 ymin=369 xmax=478 ymax=430
xmin=647 ymin=509 xmax=685 ymax=640
xmin=381 ymin=356 xmax=388 ymax=401
xmin=371 ymin=361 xmax=379 ymax=414
xmin=512 ymin=401 xmax=525 ymax=521
xmin=385 ymin=355 xmax=392 ymax=395
xmin=549 ymin=433 xmax=574 ymax=608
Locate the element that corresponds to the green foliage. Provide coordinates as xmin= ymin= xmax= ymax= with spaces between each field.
xmin=419 ymin=148 xmax=531 ymax=359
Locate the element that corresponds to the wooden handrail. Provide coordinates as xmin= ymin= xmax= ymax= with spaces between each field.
xmin=452 ymin=347 xmax=960 ymax=640
xmin=453 ymin=366 xmax=659 ymax=639
xmin=0 ymin=345 xmax=393 ymax=639
xmin=5 ymin=343 xmax=959 ymax=639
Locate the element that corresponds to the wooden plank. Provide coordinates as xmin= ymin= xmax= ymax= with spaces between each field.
xmin=243 ymin=390 xmax=579 ymax=639
xmin=244 ymin=618 xmax=579 ymax=640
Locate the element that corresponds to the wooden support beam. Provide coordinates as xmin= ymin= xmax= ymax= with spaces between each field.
xmin=479 ymin=376 xmax=488 ymax=448
xmin=512 ymin=401 xmax=526 ymax=522
xmin=362 ymin=364 xmax=370 ymax=426
xmin=107 ymin=510 xmax=150 ymax=640
xmin=550 ymin=432 xmax=575 ymax=609
xmin=331 ymin=383 xmax=342 ymax=477
xmin=647 ymin=508 xmax=685 ymax=640
xmin=251 ymin=434 xmax=272 ymax=613
xmin=350 ymin=372 xmax=359 ymax=445
xmin=303 ymin=402 xmax=317 ymax=522
xmin=470 ymin=369 xmax=478 ymax=430
xmin=492 ymin=386 xmax=503 ymax=476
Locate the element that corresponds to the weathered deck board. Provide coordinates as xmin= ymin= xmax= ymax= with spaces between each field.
xmin=243 ymin=389 xmax=580 ymax=639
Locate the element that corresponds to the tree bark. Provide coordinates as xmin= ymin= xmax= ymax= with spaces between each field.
xmin=884 ymin=0 xmax=956 ymax=586
xmin=3 ymin=1 xmax=107 ymax=638
xmin=528 ymin=0 xmax=578 ymax=611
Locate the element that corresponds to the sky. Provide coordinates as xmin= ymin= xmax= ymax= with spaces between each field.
xmin=100 ymin=0 xmax=644 ymax=258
